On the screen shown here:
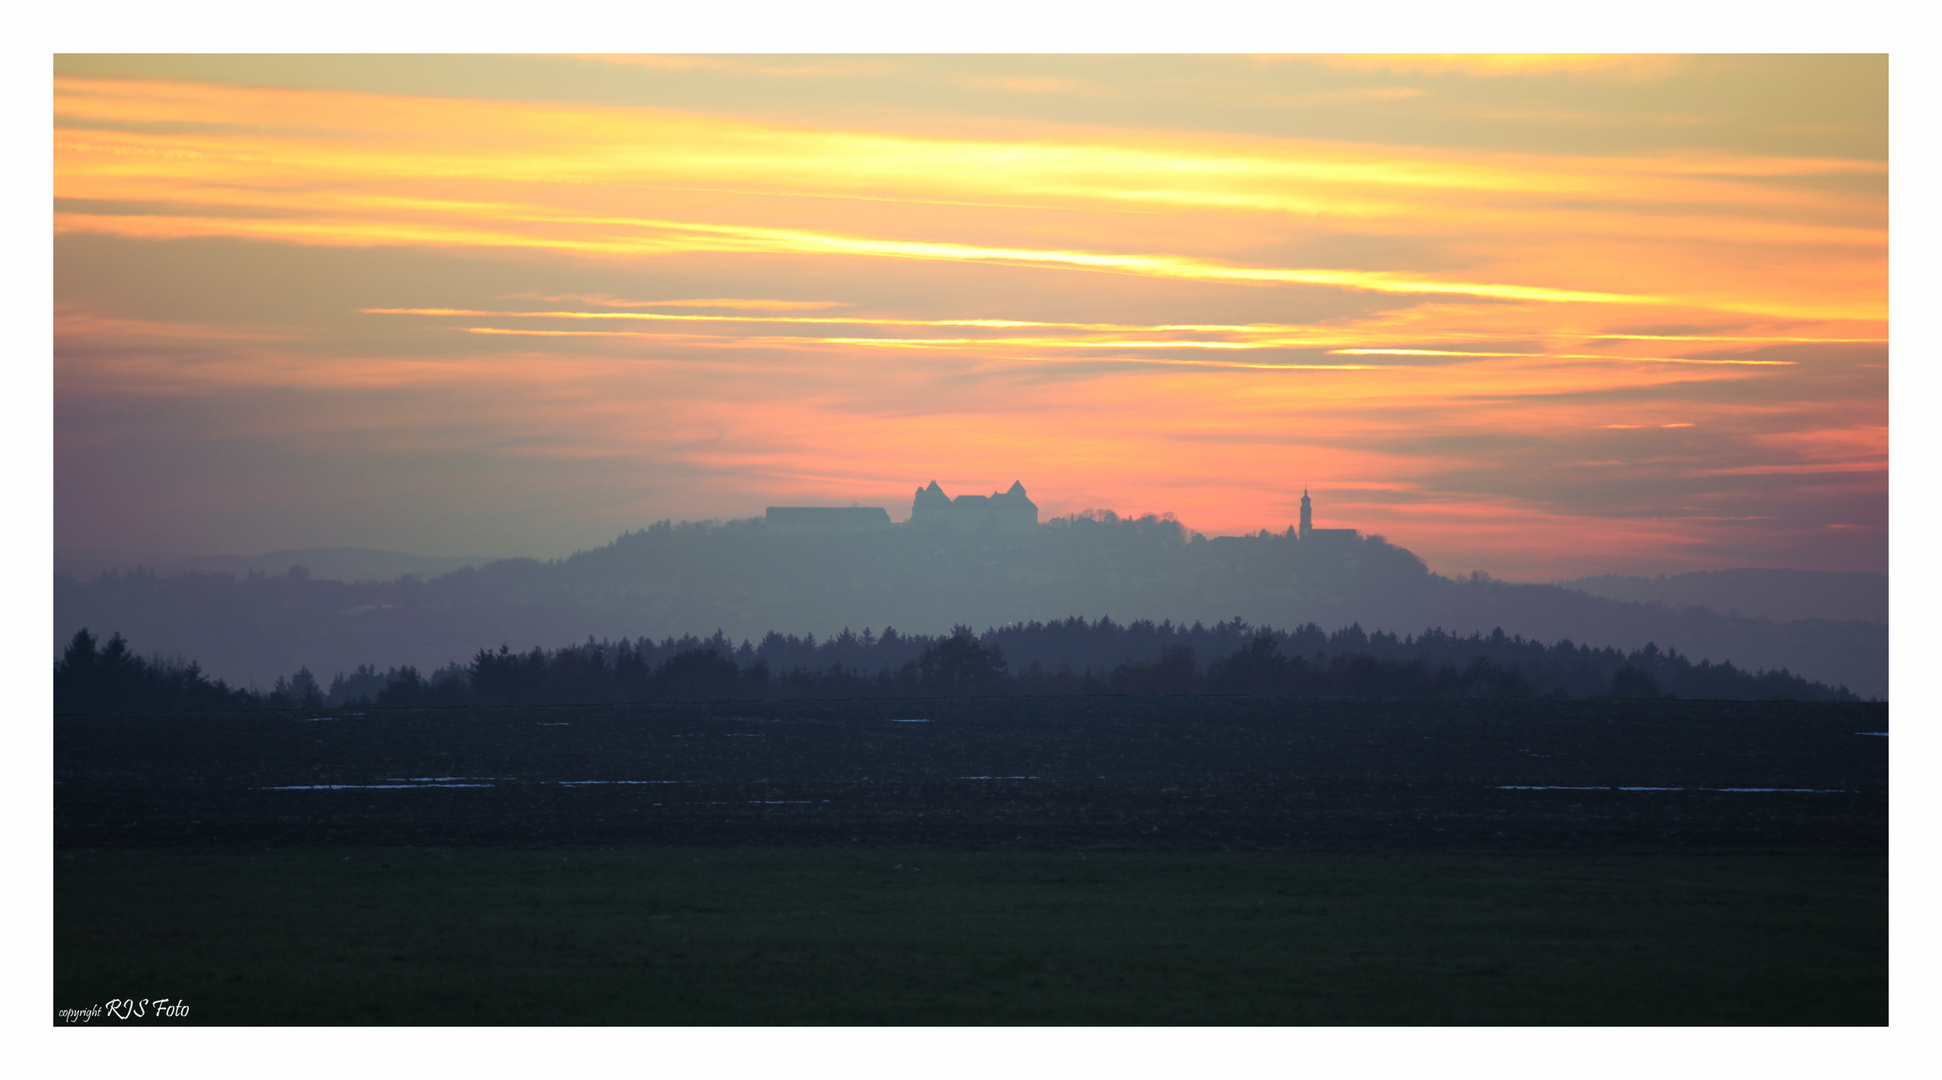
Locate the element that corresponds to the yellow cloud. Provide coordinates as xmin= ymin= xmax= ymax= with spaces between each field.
xmin=538 ymin=296 xmax=851 ymax=311
xmin=1329 ymin=349 xmax=1794 ymax=366
xmin=1305 ymin=55 xmax=1685 ymax=78
xmin=969 ymin=76 xmax=1095 ymax=95
xmin=53 ymin=74 xmax=1886 ymax=326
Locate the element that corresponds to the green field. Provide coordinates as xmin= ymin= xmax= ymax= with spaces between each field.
xmin=56 ymin=845 xmax=1885 ymax=1025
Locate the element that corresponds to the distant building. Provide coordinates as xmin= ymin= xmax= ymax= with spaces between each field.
xmin=909 ymin=480 xmax=1038 ymax=533
xmin=769 ymin=482 xmax=1326 ymax=541
xmin=764 ymin=506 xmax=893 ymax=533
xmin=1299 ymin=489 xmax=1358 ymax=542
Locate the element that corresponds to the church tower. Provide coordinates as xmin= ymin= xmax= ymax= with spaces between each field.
xmin=1299 ymin=488 xmax=1312 ymax=539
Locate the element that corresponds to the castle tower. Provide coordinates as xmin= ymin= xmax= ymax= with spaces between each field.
xmin=908 ymin=480 xmax=1036 ymax=532
xmin=910 ymin=480 xmax=952 ymax=524
xmin=1298 ymin=489 xmax=1359 ymax=544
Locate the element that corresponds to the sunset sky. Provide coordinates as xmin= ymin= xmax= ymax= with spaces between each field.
xmin=52 ymin=54 xmax=1888 ymax=580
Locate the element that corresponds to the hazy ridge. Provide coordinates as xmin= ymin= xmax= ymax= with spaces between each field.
xmin=1554 ymin=569 xmax=1886 ymax=626
xmin=56 ymin=547 xmax=499 ymax=584
xmin=54 ymin=516 xmax=1887 ymax=697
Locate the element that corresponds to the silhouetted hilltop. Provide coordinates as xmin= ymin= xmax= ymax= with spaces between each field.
xmin=1554 ymin=569 xmax=1886 ymax=625
xmin=53 ymin=511 xmax=1886 ymax=697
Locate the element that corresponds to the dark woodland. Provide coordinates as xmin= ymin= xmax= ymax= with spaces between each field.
xmin=55 ymin=614 xmax=1856 ymax=715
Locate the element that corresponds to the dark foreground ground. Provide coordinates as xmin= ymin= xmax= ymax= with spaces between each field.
xmin=58 ymin=846 xmax=1883 ymax=1025
xmin=55 ymin=696 xmax=1888 ymax=1024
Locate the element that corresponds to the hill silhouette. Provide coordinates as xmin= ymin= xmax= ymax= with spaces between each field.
xmin=1555 ymin=569 xmax=1886 ymax=625
xmin=53 ymin=512 xmax=1886 ymax=698
xmin=56 ymin=546 xmax=496 ymax=583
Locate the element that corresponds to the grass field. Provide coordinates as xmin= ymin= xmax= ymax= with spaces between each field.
xmin=55 ymin=698 xmax=1889 ymax=851
xmin=56 ymin=845 xmax=1885 ymax=1025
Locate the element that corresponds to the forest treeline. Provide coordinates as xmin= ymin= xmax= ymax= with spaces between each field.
xmin=54 ymin=629 xmax=265 ymax=714
xmin=54 ymin=615 xmax=1859 ymax=714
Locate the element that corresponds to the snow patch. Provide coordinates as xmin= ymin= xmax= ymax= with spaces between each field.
xmin=259 ymin=782 xmax=496 ymax=790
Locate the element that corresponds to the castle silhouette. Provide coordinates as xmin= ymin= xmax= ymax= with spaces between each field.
xmin=764 ymin=481 xmax=1035 ymax=533
xmin=909 ymin=480 xmax=1037 ymax=533
xmin=767 ymin=482 xmax=1354 ymax=540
